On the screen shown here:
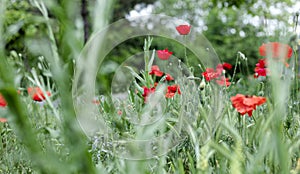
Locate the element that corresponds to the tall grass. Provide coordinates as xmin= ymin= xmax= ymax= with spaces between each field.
xmin=0 ymin=0 xmax=299 ymax=173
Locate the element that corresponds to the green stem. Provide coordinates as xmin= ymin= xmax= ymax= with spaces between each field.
xmin=143 ymin=36 xmax=152 ymax=87
xmin=184 ymin=35 xmax=190 ymax=68
xmin=294 ymin=48 xmax=299 ymax=112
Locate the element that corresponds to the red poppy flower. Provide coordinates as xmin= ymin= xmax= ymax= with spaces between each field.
xmin=27 ymin=87 xmax=51 ymax=101
xmin=0 ymin=94 xmax=7 ymax=107
xmin=259 ymin=42 xmax=293 ymax=59
xmin=254 ymin=59 xmax=267 ymax=78
xmin=222 ymin=62 xmax=232 ymax=70
xmin=142 ymin=87 xmax=156 ymax=102
xmin=230 ymin=94 xmax=266 ymax=116
xmin=176 ymin=25 xmax=191 ymax=35
xmin=202 ymin=68 xmax=221 ymax=81
xmin=117 ymin=110 xmax=122 ymax=116
xmin=157 ymin=48 xmax=173 ymax=60
xmin=0 ymin=118 xmax=7 ymax=123
xmin=216 ymin=77 xmax=231 ymax=87
xmin=165 ymin=74 xmax=174 ymax=81
xmin=165 ymin=85 xmax=181 ymax=98
xmin=149 ymin=65 xmax=164 ymax=77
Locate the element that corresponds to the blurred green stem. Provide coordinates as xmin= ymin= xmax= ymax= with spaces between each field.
xmin=184 ymin=35 xmax=190 ymax=68
xmin=144 ymin=36 xmax=153 ymax=87
xmin=33 ymin=0 xmax=96 ymax=172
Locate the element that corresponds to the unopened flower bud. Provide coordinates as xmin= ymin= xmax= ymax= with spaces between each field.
xmin=199 ymin=80 xmax=206 ymax=90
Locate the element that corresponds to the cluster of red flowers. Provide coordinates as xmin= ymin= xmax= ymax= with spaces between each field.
xmin=202 ymin=63 xmax=232 ymax=87
xmin=230 ymin=94 xmax=266 ymax=116
xmin=254 ymin=59 xmax=267 ymax=78
xmin=0 ymin=87 xmax=51 ymax=123
xmin=142 ymin=65 xmax=181 ymax=102
xmin=254 ymin=42 xmax=292 ymax=78
xmin=142 ymin=24 xmax=191 ymax=102
xmin=165 ymin=85 xmax=181 ymax=98
xmin=259 ymin=42 xmax=293 ymax=60
xmin=0 ymin=87 xmax=52 ymax=103
xmin=230 ymin=42 xmax=292 ymax=116
xmin=149 ymin=65 xmax=174 ymax=81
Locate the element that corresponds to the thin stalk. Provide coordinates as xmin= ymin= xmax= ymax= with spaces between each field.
xmin=143 ymin=36 xmax=153 ymax=87
xmin=184 ymin=35 xmax=190 ymax=68
xmin=294 ymin=45 xmax=299 ymax=117
xmin=230 ymin=53 xmax=240 ymax=84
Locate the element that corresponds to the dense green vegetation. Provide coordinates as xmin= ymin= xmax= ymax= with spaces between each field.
xmin=0 ymin=0 xmax=299 ymax=173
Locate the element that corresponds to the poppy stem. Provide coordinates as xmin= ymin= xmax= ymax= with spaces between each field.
xmin=184 ymin=35 xmax=190 ymax=68
xmin=294 ymin=46 xmax=299 ymax=112
xmin=230 ymin=53 xmax=240 ymax=84
xmin=143 ymin=36 xmax=153 ymax=87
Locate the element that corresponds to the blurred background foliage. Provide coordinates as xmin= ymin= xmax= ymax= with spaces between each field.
xmin=3 ymin=0 xmax=297 ymax=93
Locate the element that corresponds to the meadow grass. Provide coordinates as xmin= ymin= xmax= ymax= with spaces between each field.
xmin=0 ymin=0 xmax=300 ymax=173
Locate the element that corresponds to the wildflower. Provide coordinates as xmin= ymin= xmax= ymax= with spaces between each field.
xmin=222 ymin=62 xmax=232 ymax=70
xmin=216 ymin=77 xmax=231 ymax=87
xmin=27 ymin=87 xmax=51 ymax=102
xmin=202 ymin=68 xmax=221 ymax=81
xmin=176 ymin=25 xmax=191 ymax=35
xmin=157 ymin=49 xmax=173 ymax=60
xmin=149 ymin=65 xmax=164 ymax=77
xmin=0 ymin=94 xmax=7 ymax=107
xmin=165 ymin=74 xmax=174 ymax=81
xmin=0 ymin=118 xmax=7 ymax=123
xmin=165 ymin=85 xmax=181 ymax=98
xmin=117 ymin=110 xmax=122 ymax=116
xmin=259 ymin=42 xmax=293 ymax=59
xmin=199 ymin=80 xmax=206 ymax=90
xmin=142 ymin=87 xmax=156 ymax=102
xmin=254 ymin=59 xmax=267 ymax=78
xmin=230 ymin=94 xmax=266 ymax=116
xmin=92 ymin=99 xmax=100 ymax=105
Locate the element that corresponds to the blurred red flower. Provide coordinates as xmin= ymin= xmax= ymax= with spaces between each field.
xmin=0 ymin=118 xmax=7 ymax=123
xmin=117 ymin=110 xmax=122 ymax=116
xmin=165 ymin=74 xmax=174 ymax=81
xmin=222 ymin=62 xmax=232 ymax=70
xmin=142 ymin=87 xmax=156 ymax=102
xmin=27 ymin=87 xmax=51 ymax=101
xmin=254 ymin=59 xmax=267 ymax=78
xmin=92 ymin=99 xmax=100 ymax=105
xmin=259 ymin=42 xmax=293 ymax=59
xmin=0 ymin=94 xmax=7 ymax=107
xmin=230 ymin=94 xmax=266 ymax=116
xmin=157 ymin=49 xmax=173 ymax=60
xmin=202 ymin=68 xmax=221 ymax=81
xmin=149 ymin=65 xmax=164 ymax=77
xmin=176 ymin=25 xmax=191 ymax=35
xmin=216 ymin=77 xmax=231 ymax=87
xmin=165 ymin=85 xmax=181 ymax=98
